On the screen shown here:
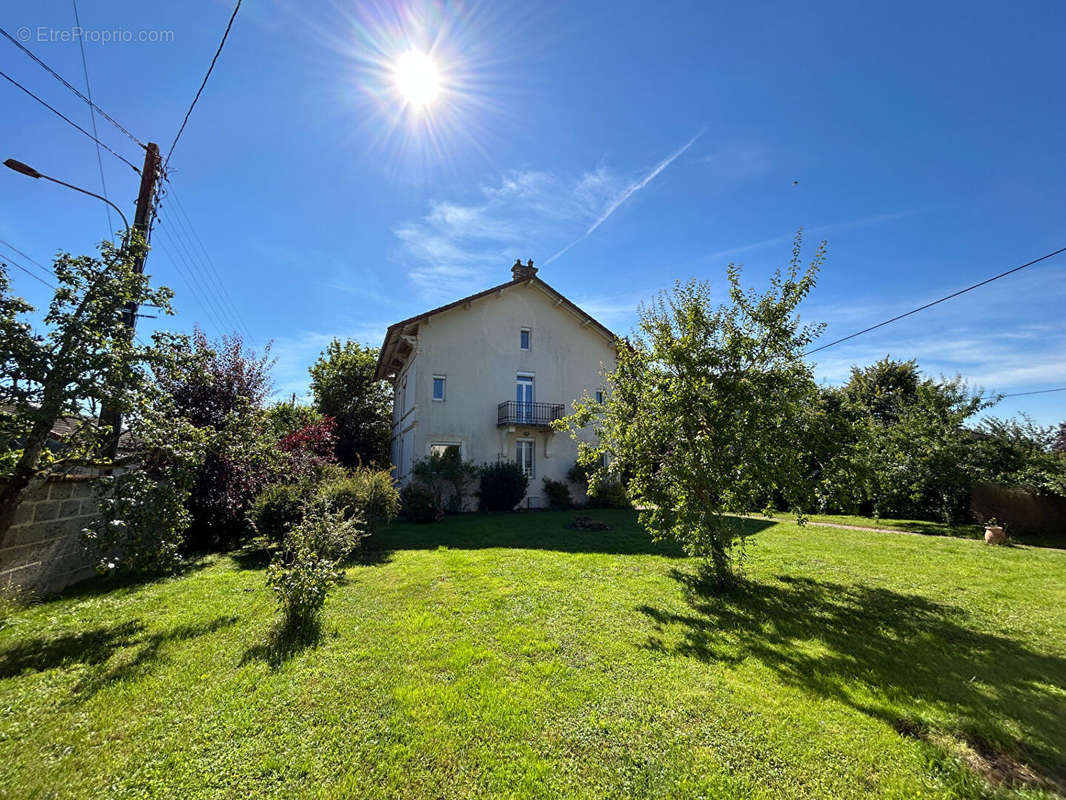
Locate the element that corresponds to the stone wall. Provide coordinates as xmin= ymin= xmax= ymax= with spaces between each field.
xmin=0 ymin=477 xmax=100 ymax=597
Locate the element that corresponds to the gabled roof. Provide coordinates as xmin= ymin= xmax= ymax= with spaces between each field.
xmin=374 ymin=275 xmax=619 ymax=380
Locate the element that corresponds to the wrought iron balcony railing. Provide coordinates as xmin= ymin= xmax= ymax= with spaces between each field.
xmin=497 ymin=400 xmax=565 ymax=428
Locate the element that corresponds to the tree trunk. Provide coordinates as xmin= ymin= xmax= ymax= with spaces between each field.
xmin=0 ymin=414 xmax=57 ymax=544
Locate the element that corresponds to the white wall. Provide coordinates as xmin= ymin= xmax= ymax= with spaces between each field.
xmin=386 ymin=280 xmax=616 ymax=507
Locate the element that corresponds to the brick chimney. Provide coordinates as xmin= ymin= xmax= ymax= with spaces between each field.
xmin=511 ymin=258 xmax=538 ymax=281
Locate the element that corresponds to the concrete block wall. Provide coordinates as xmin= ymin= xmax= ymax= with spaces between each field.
xmin=0 ymin=477 xmax=100 ymax=597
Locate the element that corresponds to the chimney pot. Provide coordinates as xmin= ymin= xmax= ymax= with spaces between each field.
xmin=511 ymin=257 xmax=538 ymax=281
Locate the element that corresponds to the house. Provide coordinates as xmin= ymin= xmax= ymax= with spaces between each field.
xmin=375 ymin=259 xmax=619 ymax=508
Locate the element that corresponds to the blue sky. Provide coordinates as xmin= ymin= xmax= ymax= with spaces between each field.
xmin=2 ymin=0 xmax=1064 ymax=424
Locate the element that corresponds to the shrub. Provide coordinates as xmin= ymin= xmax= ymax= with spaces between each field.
xmin=278 ymin=416 xmax=339 ymax=480
xmin=542 ymin=477 xmax=572 ymax=509
xmin=479 ymin=461 xmax=529 ymax=511
xmin=318 ymin=467 xmax=400 ymax=534
xmin=251 ymin=481 xmax=314 ymax=544
xmin=267 ymin=501 xmax=365 ymax=631
xmin=400 ymin=481 xmax=442 ymax=523
xmin=567 ymin=459 xmax=630 ymax=509
xmin=586 ymin=478 xmax=631 ymax=509
xmin=83 ymin=471 xmax=191 ymax=575
xmin=411 ymin=447 xmax=478 ymax=513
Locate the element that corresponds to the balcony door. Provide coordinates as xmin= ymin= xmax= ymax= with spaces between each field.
xmin=516 ymin=374 xmax=534 ymax=423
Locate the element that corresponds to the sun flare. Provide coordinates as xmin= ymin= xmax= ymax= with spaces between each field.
xmin=392 ymin=50 xmax=442 ymax=110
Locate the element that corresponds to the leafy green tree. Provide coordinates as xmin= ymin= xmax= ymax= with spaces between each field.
xmin=559 ymin=235 xmax=826 ymax=585
xmin=973 ymin=416 xmax=1066 ymax=498
xmin=309 ymin=339 xmax=391 ymax=468
xmin=0 ymin=235 xmax=178 ymax=541
xmin=266 ymin=402 xmax=324 ymax=440
xmin=843 ymin=360 xmax=992 ymax=522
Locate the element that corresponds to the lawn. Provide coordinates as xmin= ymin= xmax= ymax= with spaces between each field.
xmin=768 ymin=512 xmax=1066 ymax=549
xmin=2 ymin=511 xmax=1065 ymax=799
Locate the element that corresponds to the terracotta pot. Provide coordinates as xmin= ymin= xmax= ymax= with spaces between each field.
xmin=984 ymin=525 xmax=1006 ymax=545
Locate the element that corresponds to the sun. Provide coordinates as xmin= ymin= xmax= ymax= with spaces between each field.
xmin=392 ymin=50 xmax=442 ymax=110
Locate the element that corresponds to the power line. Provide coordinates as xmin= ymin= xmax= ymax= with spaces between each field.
xmin=153 ymin=224 xmax=230 ymax=335
xmin=164 ymin=0 xmax=243 ymax=169
xmin=0 ymin=239 xmax=54 ymax=279
xmin=166 ymin=186 xmax=252 ymax=338
xmin=804 ymin=246 xmax=1066 ymax=356
xmin=1000 ymin=387 xmax=1066 ymax=398
xmin=0 ymin=250 xmax=56 ymax=289
xmin=0 ymin=25 xmax=146 ymax=149
xmin=158 ymin=208 xmax=243 ymax=335
xmin=70 ymin=0 xmax=114 ymax=238
xmin=0 ymin=68 xmax=140 ymax=173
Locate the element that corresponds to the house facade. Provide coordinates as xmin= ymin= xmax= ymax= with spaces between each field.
xmin=375 ymin=260 xmax=618 ymax=508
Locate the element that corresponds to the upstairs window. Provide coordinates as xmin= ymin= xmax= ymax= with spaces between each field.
xmin=432 ymin=375 xmax=446 ymax=401
xmin=520 ymin=328 xmax=531 ymax=351
xmin=595 ymin=389 xmax=604 ymax=404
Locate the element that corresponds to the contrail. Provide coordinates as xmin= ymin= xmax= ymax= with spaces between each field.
xmin=545 ymin=130 xmax=703 ymax=264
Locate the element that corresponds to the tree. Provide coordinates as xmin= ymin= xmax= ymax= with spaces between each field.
xmin=155 ymin=328 xmax=278 ymax=549
xmin=843 ymin=360 xmax=991 ymax=521
xmin=309 ymin=339 xmax=391 ymax=468
xmin=1053 ymin=422 xmax=1066 ymax=454
xmin=0 ymin=235 xmax=178 ymax=541
xmin=559 ymin=234 xmax=826 ymax=585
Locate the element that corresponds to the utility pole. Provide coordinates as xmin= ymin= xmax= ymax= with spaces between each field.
xmin=101 ymin=141 xmax=162 ymax=457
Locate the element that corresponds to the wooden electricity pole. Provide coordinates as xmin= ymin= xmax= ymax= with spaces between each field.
xmin=100 ymin=141 xmax=162 ymax=457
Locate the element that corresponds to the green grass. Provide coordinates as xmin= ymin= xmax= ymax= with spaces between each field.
xmin=770 ymin=511 xmax=1066 ymax=549
xmin=2 ymin=510 xmax=1066 ymax=799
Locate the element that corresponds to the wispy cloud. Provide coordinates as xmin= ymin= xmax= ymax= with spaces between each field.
xmin=270 ymin=324 xmax=390 ymax=403
xmin=545 ymin=131 xmax=703 ymax=264
xmin=704 ymin=209 xmax=924 ymax=263
xmin=392 ymin=133 xmax=703 ymax=301
xmin=806 ymin=265 xmax=1066 ymax=398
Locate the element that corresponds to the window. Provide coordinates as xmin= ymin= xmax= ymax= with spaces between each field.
xmin=516 ymin=439 xmax=535 ymax=478
xmin=430 ymin=443 xmax=461 ymax=459
xmin=595 ymin=389 xmax=604 ymax=404
xmin=520 ymin=328 xmax=531 ymax=351
xmin=400 ymin=374 xmax=408 ymax=413
xmin=516 ymin=374 xmax=534 ymax=423
xmin=432 ymin=375 xmax=446 ymax=401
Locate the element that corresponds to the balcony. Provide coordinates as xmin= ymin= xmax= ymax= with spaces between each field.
xmin=497 ymin=400 xmax=565 ymax=428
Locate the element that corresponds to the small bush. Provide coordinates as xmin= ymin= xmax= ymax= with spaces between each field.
xmin=412 ymin=448 xmax=478 ymax=513
xmin=83 ymin=472 xmax=191 ymax=574
xmin=318 ymin=467 xmax=400 ymax=534
xmin=479 ymin=461 xmax=529 ymax=511
xmin=586 ymin=478 xmax=631 ymax=509
xmin=400 ymin=481 xmax=442 ymax=523
xmin=251 ymin=481 xmax=314 ymax=544
xmin=542 ymin=477 xmax=572 ymax=509
xmin=267 ymin=501 xmax=366 ymax=631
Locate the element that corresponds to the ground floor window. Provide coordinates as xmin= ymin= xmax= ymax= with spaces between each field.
xmin=516 ymin=439 xmax=535 ymax=478
xmin=430 ymin=442 xmax=461 ymax=459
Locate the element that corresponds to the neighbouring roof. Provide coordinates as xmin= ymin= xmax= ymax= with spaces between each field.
xmin=374 ymin=275 xmax=620 ymax=380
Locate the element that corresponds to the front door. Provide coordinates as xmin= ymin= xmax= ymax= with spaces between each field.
xmin=516 ymin=374 xmax=534 ymax=423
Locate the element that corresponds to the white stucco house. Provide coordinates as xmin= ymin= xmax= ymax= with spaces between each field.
xmin=375 ymin=259 xmax=619 ymax=508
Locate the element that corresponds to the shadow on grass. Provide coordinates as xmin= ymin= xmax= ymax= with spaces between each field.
xmin=30 ymin=557 xmax=213 ymax=606
xmin=0 ymin=615 xmax=238 ymax=699
xmin=639 ymin=571 xmax=1066 ymax=791
xmin=240 ymin=615 xmax=322 ymax=669
xmin=373 ymin=510 xmax=773 ymax=559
